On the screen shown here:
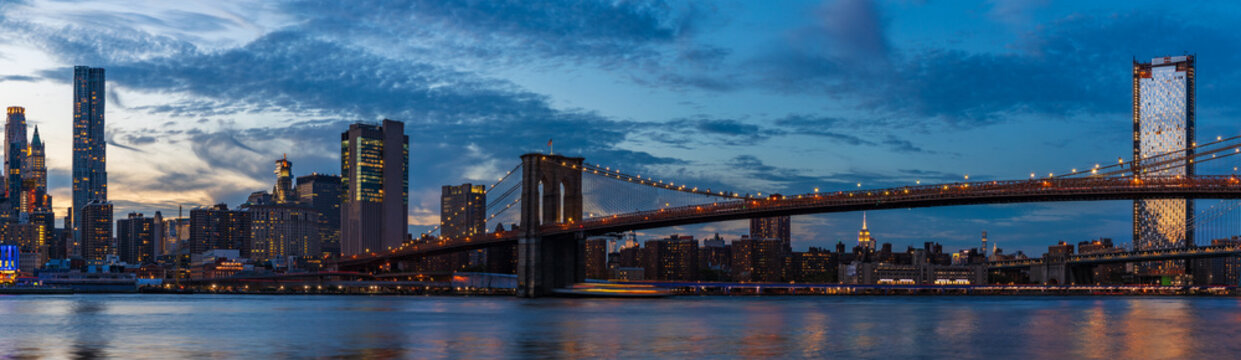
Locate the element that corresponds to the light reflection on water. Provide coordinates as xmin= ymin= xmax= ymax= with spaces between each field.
xmin=0 ymin=295 xmax=1239 ymax=358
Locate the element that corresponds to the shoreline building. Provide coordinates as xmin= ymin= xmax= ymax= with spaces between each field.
xmin=72 ymin=66 xmax=108 ymax=247
xmin=1132 ymin=55 xmax=1195 ymax=276
xmin=341 ymin=120 xmax=408 ymax=255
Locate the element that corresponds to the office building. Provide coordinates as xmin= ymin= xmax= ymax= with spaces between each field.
xmin=189 ymin=204 xmax=252 ymax=257
xmin=341 ymin=119 xmax=408 ymax=255
xmin=440 ymin=184 xmax=485 ymax=239
xmin=248 ymin=204 xmax=321 ymax=261
xmin=72 ymin=66 xmax=107 ymax=246
xmin=1133 ymin=55 xmax=1195 ymax=275
xmin=80 ymin=201 xmax=112 ymax=262
xmin=750 ymin=215 xmax=791 ymax=252
xmin=273 ymin=155 xmax=295 ymax=204
xmin=117 ymin=213 xmax=155 ymax=264
xmin=296 ymin=174 xmax=341 ymax=256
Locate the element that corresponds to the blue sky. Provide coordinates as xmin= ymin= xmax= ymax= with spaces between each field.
xmin=2 ymin=0 xmax=1241 ymax=255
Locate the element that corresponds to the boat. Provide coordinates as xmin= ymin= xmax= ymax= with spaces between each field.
xmin=37 ymin=272 xmax=138 ymax=293
xmin=552 ymin=283 xmax=672 ymax=298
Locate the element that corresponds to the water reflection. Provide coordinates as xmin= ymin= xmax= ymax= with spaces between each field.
xmin=0 ymin=295 xmax=1238 ymax=358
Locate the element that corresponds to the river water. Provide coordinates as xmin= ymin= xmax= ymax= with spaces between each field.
xmin=0 ymin=295 xmax=1239 ymax=359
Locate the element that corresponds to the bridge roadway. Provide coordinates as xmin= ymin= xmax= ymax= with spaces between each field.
xmin=988 ymin=244 xmax=1241 ymax=269
xmin=335 ymin=175 xmax=1241 ymax=268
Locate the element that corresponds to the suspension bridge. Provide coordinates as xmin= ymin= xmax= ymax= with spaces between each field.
xmin=334 ymin=134 xmax=1241 ymax=297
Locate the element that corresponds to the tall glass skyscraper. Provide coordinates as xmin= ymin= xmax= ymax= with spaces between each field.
xmin=341 ymin=119 xmax=408 ymax=255
xmin=1133 ymin=55 xmax=1195 ymax=275
xmin=73 ymin=66 xmax=107 ymax=246
xmin=4 ymin=107 xmax=26 ymax=217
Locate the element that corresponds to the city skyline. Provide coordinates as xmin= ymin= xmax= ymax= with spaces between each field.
xmin=4 ymin=2 xmax=1241 ymax=255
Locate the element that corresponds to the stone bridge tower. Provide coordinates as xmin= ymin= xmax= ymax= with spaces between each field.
xmin=517 ymin=153 xmax=585 ymax=297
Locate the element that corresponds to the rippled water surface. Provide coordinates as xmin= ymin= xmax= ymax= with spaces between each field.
xmin=1 ymin=295 xmax=1240 ymax=359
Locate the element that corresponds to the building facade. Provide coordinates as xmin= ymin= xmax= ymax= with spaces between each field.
xmin=248 ymin=204 xmax=321 ymax=261
xmin=116 ymin=213 xmax=156 ymax=264
xmin=341 ymin=120 xmax=408 ymax=255
xmin=1133 ymin=55 xmax=1195 ymax=275
xmin=440 ymin=184 xmax=485 ymax=240
xmin=5 ymin=106 xmax=26 ymax=217
xmin=273 ymin=155 xmax=295 ymax=204
xmin=585 ymin=237 xmax=608 ymax=280
xmin=750 ymin=215 xmax=791 ymax=252
xmin=72 ymin=66 xmax=108 ymax=246
xmin=80 ymin=201 xmax=113 ymax=262
xmin=731 ymin=236 xmax=784 ymax=282
xmin=23 ymin=127 xmax=50 ymax=214
xmin=642 ymin=235 xmax=698 ymax=281
xmin=188 ymin=204 xmax=252 ymax=257
xmin=296 ymin=174 xmax=341 ymax=256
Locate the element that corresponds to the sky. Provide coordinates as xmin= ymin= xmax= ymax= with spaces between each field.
xmin=2 ymin=0 xmax=1241 ymax=255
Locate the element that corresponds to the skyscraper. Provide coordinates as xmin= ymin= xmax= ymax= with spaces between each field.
xmin=23 ymin=126 xmax=49 ymax=213
xmin=273 ymin=155 xmax=294 ymax=204
xmin=296 ymin=174 xmax=341 ymax=256
xmin=341 ymin=119 xmax=408 ymax=255
xmin=72 ymin=66 xmax=107 ymax=246
xmin=1133 ymin=55 xmax=1195 ymax=275
xmin=5 ymin=106 xmax=26 ymax=216
xmin=750 ymin=215 xmax=791 ymax=252
xmin=440 ymin=184 xmax=485 ymax=239
xmin=857 ymin=213 xmax=873 ymax=252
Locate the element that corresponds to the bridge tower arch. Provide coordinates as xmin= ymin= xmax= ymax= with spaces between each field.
xmin=518 ymin=153 xmax=585 ymax=297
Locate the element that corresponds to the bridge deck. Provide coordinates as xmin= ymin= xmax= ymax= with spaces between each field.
xmin=337 ymin=176 xmax=1241 ymax=267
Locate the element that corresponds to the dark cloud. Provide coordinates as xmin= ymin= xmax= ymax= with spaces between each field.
xmin=750 ymin=10 xmax=1241 ymax=127
xmin=282 ymin=0 xmax=709 ymax=67
xmin=771 ymin=115 xmax=874 ymax=146
xmin=882 ymin=136 xmax=931 ymax=154
xmin=0 ymin=75 xmax=38 ymax=82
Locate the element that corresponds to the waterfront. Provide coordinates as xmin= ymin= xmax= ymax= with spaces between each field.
xmin=1 ymin=295 xmax=1240 ymax=358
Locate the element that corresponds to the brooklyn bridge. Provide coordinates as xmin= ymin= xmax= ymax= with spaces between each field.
xmin=334 ymin=135 xmax=1241 ymax=297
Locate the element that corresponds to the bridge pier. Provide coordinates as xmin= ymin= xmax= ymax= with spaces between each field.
xmin=517 ymin=234 xmax=585 ymax=297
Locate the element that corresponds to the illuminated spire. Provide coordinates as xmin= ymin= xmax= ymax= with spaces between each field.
xmin=30 ymin=126 xmax=40 ymax=147
xmin=862 ymin=212 xmax=867 ymax=230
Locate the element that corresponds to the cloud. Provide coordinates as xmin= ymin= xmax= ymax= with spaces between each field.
xmin=0 ymin=75 xmax=38 ymax=82
xmin=281 ymin=0 xmax=711 ymax=68
xmin=746 ymin=10 xmax=1241 ymax=128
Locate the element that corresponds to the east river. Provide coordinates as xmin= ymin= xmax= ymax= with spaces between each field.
xmin=1 ymin=295 xmax=1240 ymax=359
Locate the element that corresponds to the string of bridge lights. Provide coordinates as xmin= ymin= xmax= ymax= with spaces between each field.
xmin=557 ymin=160 xmax=753 ymax=200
